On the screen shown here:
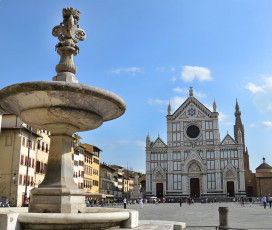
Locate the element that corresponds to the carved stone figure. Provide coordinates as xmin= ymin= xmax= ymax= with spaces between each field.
xmin=52 ymin=7 xmax=86 ymax=83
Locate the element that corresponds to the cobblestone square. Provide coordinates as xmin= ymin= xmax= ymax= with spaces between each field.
xmin=110 ymin=202 xmax=272 ymax=230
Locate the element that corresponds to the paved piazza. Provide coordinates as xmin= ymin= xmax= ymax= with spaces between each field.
xmin=110 ymin=202 xmax=272 ymax=229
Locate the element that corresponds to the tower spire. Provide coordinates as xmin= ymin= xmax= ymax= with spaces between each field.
xmin=234 ymin=98 xmax=245 ymax=151
xmin=168 ymin=102 xmax=172 ymax=115
xmin=213 ymin=99 xmax=217 ymax=112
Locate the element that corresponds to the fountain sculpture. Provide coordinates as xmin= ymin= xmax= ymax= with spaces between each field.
xmin=0 ymin=7 xmax=138 ymax=229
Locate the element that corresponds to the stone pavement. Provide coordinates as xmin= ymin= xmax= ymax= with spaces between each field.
xmin=108 ymin=202 xmax=272 ymax=230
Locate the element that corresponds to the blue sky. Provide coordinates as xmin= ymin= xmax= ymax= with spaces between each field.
xmin=1 ymin=0 xmax=272 ymax=172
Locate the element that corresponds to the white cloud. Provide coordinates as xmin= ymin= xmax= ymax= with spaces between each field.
xmin=135 ymin=141 xmax=146 ymax=150
xmin=219 ymin=112 xmax=228 ymax=122
xmin=170 ymin=67 xmax=176 ymax=72
xmin=111 ymin=67 xmax=142 ymax=75
xmin=262 ymin=121 xmax=272 ymax=128
xmin=171 ymin=96 xmax=186 ymax=111
xmin=245 ymin=75 xmax=272 ymax=115
xmin=181 ymin=66 xmax=212 ymax=83
xmin=245 ymin=82 xmax=265 ymax=94
xmin=249 ymin=123 xmax=256 ymax=128
xmin=224 ymin=121 xmax=233 ymax=126
xmin=170 ymin=76 xmax=177 ymax=82
xmin=147 ymin=98 xmax=168 ymax=106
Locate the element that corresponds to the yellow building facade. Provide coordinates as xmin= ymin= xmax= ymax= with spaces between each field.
xmin=83 ymin=144 xmax=101 ymax=195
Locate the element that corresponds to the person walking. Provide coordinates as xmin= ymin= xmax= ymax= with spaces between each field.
xmin=139 ymin=198 xmax=143 ymax=209
xmin=262 ymin=195 xmax=267 ymax=209
xmin=179 ymin=197 xmax=182 ymax=207
xmin=268 ymin=194 xmax=272 ymax=209
xmin=123 ymin=198 xmax=127 ymax=209
xmin=241 ymin=197 xmax=245 ymax=207
xmin=248 ymin=197 xmax=253 ymax=207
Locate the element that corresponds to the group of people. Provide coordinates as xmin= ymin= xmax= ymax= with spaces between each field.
xmin=123 ymin=198 xmax=144 ymax=209
xmin=262 ymin=195 xmax=272 ymax=209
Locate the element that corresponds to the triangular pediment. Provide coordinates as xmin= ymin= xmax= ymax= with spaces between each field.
xmin=172 ymin=97 xmax=215 ymax=120
xmin=151 ymin=136 xmax=167 ymax=148
xmin=220 ymin=134 xmax=237 ymax=145
xmin=223 ymin=162 xmax=237 ymax=179
xmin=152 ymin=165 xmax=166 ymax=179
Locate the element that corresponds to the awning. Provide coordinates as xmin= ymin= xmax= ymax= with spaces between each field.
xmin=85 ymin=193 xmax=103 ymax=199
xmin=106 ymin=194 xmax=114 ymax=198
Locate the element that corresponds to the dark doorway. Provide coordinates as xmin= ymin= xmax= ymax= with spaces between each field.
xmin=227 ymin=181 xmax=235 ymax=197
xmin=246 ymin=186 xmax=254 ymax=196
xmin=190 ymin=178 xmax=200 ymax=197
xmin=156 ymin=183 xmax=163 ymax=198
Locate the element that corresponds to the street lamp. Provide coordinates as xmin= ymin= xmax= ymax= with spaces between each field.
xmin=18 ymin=124 xmax=32 ymax=206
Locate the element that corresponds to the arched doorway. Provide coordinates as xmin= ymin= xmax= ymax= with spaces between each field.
xmin=156 ymin=183 xmax=163 ymax=198
xmin=227 ymin=181 xmax=235 ymax=197
xmin=190 ymin=178 xmax=200 ymax=197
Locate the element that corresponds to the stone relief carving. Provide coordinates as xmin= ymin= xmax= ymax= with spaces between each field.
xmin=52 ymin=7 xmax=87 ymax=82
xmin=189 ymin=162 xmax=201 ymax=172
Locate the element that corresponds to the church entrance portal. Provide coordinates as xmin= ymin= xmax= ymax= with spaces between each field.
xmin=190 ymin=178 xmax=200 ymax=197
xmin=156 ymin=183 xmax=163 ymax=198
xmin=227 ymin=181 xmax=235 ymax=197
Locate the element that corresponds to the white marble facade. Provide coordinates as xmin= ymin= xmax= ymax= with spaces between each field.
xmin=146 ymin=88 xmax=246 ymax=199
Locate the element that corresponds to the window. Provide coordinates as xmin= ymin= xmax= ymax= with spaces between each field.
xmin=206 ymin=150 xmax=215 ymax=159
xmin=38 ymin=140 xmax=41 ymax=149
xmin=205 ymin=131 xmax=213 ymax=140
xmin=184 ymin=151 xmax=189 ymax=160
xmin=207 ymin=173 xmax=216 ymax=189
xmin=21 ymin=155 xmax=24 ymax=165
xmin=231 ymin=159 xmax=239 ymax=168
xmin=36 ymin=161 xmax=40 ymax=173
xmin=205 ymin=121 xmax=213 ymax=130
xmin=207 ymin=160 xmax=215 ymax=170
xmin=25 ymin=156 xmax=28 ymax=166
xmin=173 ymin=174 xmax=182 ymax=190
xmin=172 ymin=152 xmax=181 ymax=160
xmin=46 ymin=144 xmax=49 ymax=152
xmin=23 ymin=176 xmax=26 ymax=185
xmin=173 ymin=162 xmax=180 ymax=171
xmin=22 ymin=137 xmax=26 ymax=146
xmin=220 ymin=160 xmax=227 ymax=169
xmin=172 ymin=123 xmax=177 ymax=132
xmin=32 ymin=159 xmax=35 ymax=168
xmin=28 ymin=158 xmax=31 ymax=167
xmin=42 ymin=142 xmax=45 ymax=151
xmin=19 ymin=175 xmax=22 ymax=185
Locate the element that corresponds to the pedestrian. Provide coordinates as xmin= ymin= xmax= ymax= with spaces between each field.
xmin=179 ymin=197 xmax=182 ymax=207
xmin=139 ymin=198 xmax=143 ymax=209
xmin=248 ymin=197 xmax=252 ymax=207
xmin=268 ymin=194 xmax=272 ymax=209
xmin=262 ymin=195 xmax=267 ymax=209
xmin=123 ymin=198 xmax=127 ymax=209
xmin=163 ymin=198 xmax=165 ymax=204
xmin=241 ymin=197 xmax=244 ymax=207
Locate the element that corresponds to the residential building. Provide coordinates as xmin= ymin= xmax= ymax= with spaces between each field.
xmin=83 ymin=144 xmax=101 ymax=195
xmin=110 ymin=165 xmax=123 ymax=200
xmin=0 ymin=114 xmax=41 ymax=206
xmin=99 ymin=163 xmax=114 ymax=198
xmin=83 ymin=147 xmax=93 ymax=198
xmin=35 ymin=129 xmax=50 ymax=187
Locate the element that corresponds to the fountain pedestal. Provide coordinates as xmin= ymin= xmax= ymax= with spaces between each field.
xmin=29 ymin=126 xmax=86 ymax=213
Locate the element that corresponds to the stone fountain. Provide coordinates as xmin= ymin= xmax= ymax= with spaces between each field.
xmin=0 ymin=7 xmax=138 ymax=230
xmin=0 ymin=8 xmax=186 ymax=230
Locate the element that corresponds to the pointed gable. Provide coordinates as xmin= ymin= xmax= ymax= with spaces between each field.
xmin=220 ymin=134 xmax=237 ymax=145
xmin=172 ymin=96 xmax=215 ymax=120
xmin=151 ymin=136 xmax=167 ymax=148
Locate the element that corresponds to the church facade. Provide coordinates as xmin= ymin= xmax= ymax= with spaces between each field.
xmin=145 ymin=88 xmax=247 ymax=199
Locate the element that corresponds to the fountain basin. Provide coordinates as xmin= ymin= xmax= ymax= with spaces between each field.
xmin=0 ymin=81 xmax=126 ymax=133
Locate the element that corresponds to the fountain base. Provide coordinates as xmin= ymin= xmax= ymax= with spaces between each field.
xmin=29 ymin=188 xmax=86 ymax=213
